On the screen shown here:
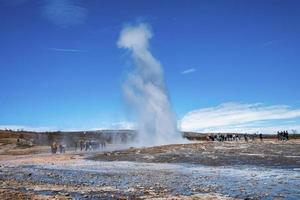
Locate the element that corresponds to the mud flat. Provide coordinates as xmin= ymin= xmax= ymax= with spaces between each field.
xmin=0 ymin=140 xmax=300 ymax=199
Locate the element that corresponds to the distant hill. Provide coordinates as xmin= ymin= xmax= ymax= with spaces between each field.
xmin=0 ymin=129 xmax=137 ymax=146
xmin=1 ymin=129 xmax=299 ymax=145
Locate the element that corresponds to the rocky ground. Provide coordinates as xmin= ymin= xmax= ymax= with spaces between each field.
xmin=91 ymin=140 xmax=300 ymax=168
xmin=0 ymin=139 xmax=299 ymax=199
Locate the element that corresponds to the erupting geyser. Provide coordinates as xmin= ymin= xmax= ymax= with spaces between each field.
xmin=117 ymin=23 xmax=181 ymax=145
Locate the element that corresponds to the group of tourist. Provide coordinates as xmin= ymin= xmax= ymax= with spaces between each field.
xmin=50 ymin=141 xmax=66 ymax=154
xmin=244 ymin=133 xmax=263 ymax=142
xmin=277 ymin=131 xmax=289 ymax=141
xmin=207 ymin=133 xmax=264 ymax=142
xmin=50 ymin=140 xmax=107 ymax=154
xmin=207 ymin=131 xmax=291 ymax=142
xmin=207 ymin=134 xmax=241 ymax=142
xmin=75 ymin=140 xmax=107 ymax=152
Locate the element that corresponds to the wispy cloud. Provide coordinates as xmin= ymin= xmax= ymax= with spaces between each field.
xmin=1 ymin=0 xmax=88 ymax=27
xmin=181 ymin=68 xmax=196 ymax=75
xmin=42 ymin=0 xmax=88 ymax=28
xmin=180 ymin=102 xmax=300 ymax=133
xmin=260 ymin=39 xmax=283 ymax=48
xmin=48 ymin=47 xmax=82 ymax=53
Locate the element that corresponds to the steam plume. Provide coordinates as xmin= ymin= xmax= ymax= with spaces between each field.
xmin=117 ymin=23 xmax=181 ymax=145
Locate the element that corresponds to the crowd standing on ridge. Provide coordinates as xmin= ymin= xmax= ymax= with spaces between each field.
xmin=277 ymin=131 xmax=289 ymax=141
xmin=50 ymin=140 xmax=106 ymax=154
xmin=206 ymin=133 xmax=254 ymax=142
xmin=207 ymin=131 xmax=289 ymax=142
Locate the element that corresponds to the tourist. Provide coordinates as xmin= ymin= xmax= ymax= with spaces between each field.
xmin=59 ymin=143 xmax=63 ymax=154
xmin=80 ymin=140 xmax=84 ymax=151
xmin=75 ymin=141 xmax=78 ymax=152
xmin=244 ymin=134 xmax=248 ymax=142
xmin=51 ymin=141 xmax=57 ymax=154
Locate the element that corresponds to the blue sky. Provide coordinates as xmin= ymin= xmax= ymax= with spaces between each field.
xmin=1 ymin=0 xmax=300 ymax=132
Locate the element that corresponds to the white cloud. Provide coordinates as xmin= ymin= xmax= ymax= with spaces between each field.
xmin=42 ymin=0 xmax=88 ymax=28
xmin=180 ymin=102 xmax=300 ymax=133
xmin=1 ymin=0 xmax=88 ymax=27
xmin=48 ymin=48 xmax=82 ymax=52
xmin=181 ymin=68 xmax=196 ymax=74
